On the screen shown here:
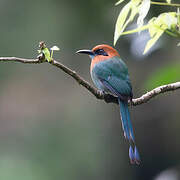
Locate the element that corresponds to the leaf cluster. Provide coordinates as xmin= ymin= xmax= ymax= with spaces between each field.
xmin=114 ymin=0 xmax=180 ymax=54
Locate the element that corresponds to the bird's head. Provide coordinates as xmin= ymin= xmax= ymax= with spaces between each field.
xmin=76 ymin=44 xmax=120 ymax=60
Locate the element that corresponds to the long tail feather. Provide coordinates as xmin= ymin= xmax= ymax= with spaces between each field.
xmin=129 ymin=146 xmax=135 ymax=164
xmin=96 ymin=79 xmax=140 ymax=164
xmin=134 ymin=146 xmax=140 ymax=164
xmin=118 ymin=98 xmax=140 ymax=165
xmin=118 ymin=99 xmax=130 ymax=140
xmin=124 ymin=103 xmax=135 ymax=142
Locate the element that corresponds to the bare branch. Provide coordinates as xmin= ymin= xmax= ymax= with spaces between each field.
xmin=0 ymin=56 xmax=179 ymax=106
xmin=131 ymin=82 xmax=180 ymax=106
xmin=0 ymin=57 xmax=42 ymax=64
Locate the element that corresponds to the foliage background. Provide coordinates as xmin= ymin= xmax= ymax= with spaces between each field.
xmin=0 ymin=0 xmax=179 ymax=179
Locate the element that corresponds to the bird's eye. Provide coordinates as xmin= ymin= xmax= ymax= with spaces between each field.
xmin=94 ymin=49 xmax=108 ymax=56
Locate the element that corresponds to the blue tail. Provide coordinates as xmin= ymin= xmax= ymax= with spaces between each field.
xmin=118 ymin=98 xmax=140 ymax=165
xmin=118 ymin=99 xmax=130 ymax=140
xmin=118 ymin=99 xmax=134 ymax=141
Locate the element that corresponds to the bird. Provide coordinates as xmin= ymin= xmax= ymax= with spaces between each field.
xmin=76 ymin=44 xmax=140 ymax=164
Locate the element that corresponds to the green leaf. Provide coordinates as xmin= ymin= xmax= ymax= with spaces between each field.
xmin=177 ymin=8 xmax=180 ymax=26
xmin=114 ymin=0 xmax=150 ymax=45
xmin=119 ymin=4 xmax=139 ymax=33
xmin=114 ymin=1 xmax=141 ymax=45
xmin=143 ymin=28 xmax=164 ymax=54
xmin=42 ymin=48 xmax=52 ymax=62
xmin=148 ymin=18 xmax=158 ymax=37
xmin=114 ymin=1 xmax=180 ymax=54
xmin=164 ymin=12 xmax=177 ymax=28
xmin=166 ymin=0 xmax=171 ymax=3
xmin=115 ymin=0 xmax=125 ymax=6
xmin=120 ymin=24 xmax=149 ymax=35
xmin=132 ymin=0 xmax=141 ymax=6
xmin=137 ymin=0 xmax=151 ymax=28
xmin=143 ymin=12 xmax=178 ymax=54
xmin=145 ymin=63 xmax=180 ymax=90
xmin=114 ymin=2 xmax=131 ymax=45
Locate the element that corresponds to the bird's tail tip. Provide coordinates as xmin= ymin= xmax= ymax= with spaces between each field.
xmin=134 ymin=146 xmax=141 ymax=165
xmin=129 ymin=146 xmax=141 ymax=165
xmin=129 ymin=145 xmax=135 ymax=164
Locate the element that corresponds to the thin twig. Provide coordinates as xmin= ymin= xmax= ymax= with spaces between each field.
xmin=150 ymin=1 xmax=180 ymax=7
xmin=0 ymin=57 xmax=42 ymax=64
xmin=131 ymin=82 xmax=180 ymax=106
xmin=0 ymin=56 xmax=179 ymax=106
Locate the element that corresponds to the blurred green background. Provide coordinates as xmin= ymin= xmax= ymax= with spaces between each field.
xmin=0 ymin=0 xmax=180 ymax=179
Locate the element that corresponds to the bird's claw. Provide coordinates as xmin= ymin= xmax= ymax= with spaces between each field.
xmin=97 ymin=90 xmax=105 ymax=97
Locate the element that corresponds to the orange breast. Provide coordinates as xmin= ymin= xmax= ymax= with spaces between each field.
xmin=90 ymin=55 xmax=110 ymax=72
xmin=90 ymin=53 xmax=120 ymax=72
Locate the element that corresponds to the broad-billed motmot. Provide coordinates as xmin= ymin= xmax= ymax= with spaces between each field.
xmin=76 ymin=44 xmax=140 ymax=165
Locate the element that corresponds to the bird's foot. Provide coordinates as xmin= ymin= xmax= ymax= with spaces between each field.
xmin=97 ymin=90 xmax=105 ymax=97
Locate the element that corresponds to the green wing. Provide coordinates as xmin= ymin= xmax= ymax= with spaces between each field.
xmin=92 ymin=56 xmax=132 ymax=97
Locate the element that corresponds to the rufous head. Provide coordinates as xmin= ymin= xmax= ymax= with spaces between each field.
xmin=76 ymin=44 xmax=120 ymax=60
xmin=76 ymin=44 xmax=120 ymax=71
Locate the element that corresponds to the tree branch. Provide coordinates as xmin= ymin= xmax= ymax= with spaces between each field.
xmin=0 ymin=56 xmax=179 ymax=106
xmin=0 ymin=57 xmax=42 ymax=64
xmin=131 ymin=82 xmax=180 ymax=106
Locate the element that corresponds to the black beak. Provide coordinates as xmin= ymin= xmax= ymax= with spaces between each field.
xmin=76 ymin=49 xmax=94 ymax=56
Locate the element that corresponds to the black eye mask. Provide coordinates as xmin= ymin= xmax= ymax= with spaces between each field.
xmin=94 ymin=49 xmax=108 ymax=56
